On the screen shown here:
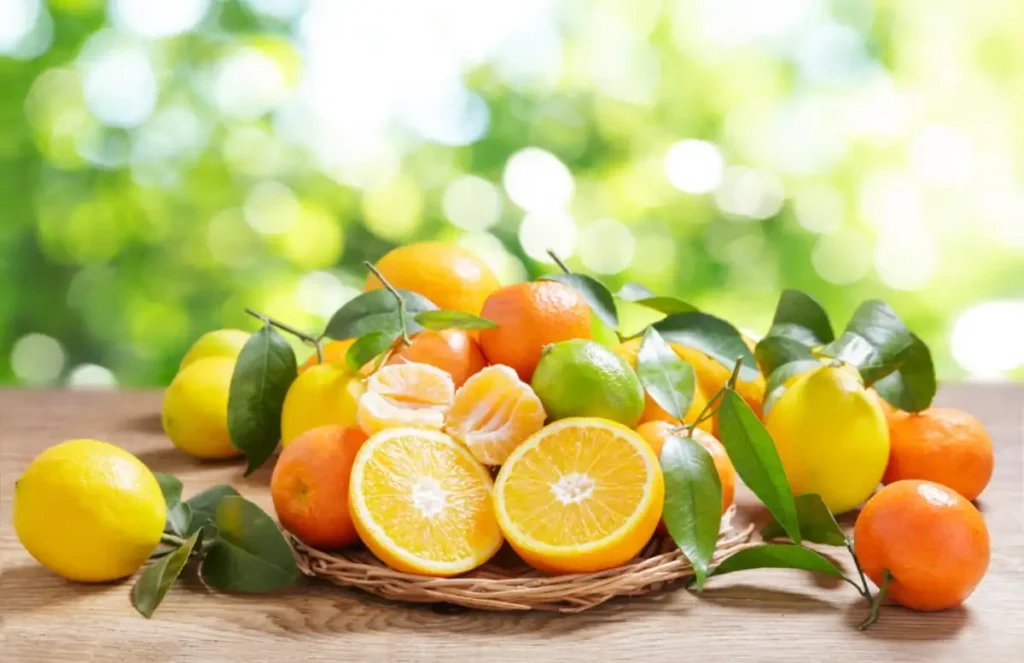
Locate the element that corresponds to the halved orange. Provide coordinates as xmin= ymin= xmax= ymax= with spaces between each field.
xmin=357 ymin=363 xmax=454 ymax=435
xmin=348 ymin=427 xmax=503 ymax=576
xmin=445 ymin=365 xmax=546 ymax=466
xmin=493 ymin=418 xmax=664 ymax=574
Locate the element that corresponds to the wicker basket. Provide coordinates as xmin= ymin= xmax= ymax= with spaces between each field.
xmin=289 ymin=508 xmax=755 ymax=613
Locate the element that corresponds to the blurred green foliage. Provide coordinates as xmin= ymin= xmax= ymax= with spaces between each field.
xmin=3 ymin=0 xmax=1024 ymax=388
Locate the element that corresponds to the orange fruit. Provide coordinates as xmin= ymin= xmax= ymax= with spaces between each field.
xmin=299 ymin=339 xmax=354 ymax=373
xmin=478 ymin=281 xmax=592 ymax=381
xmin=364 ymin=241 xmax=500 ymax=314
xmin=853 ymin=480 xmax=990 ymax=611
xmin=493 ymin=418 xmax=664 ymax=574
xmin=348 ymin=427 xmax=503 ymax=576
xmin=883 ymin=408 xmax=994 ymax=501
xmin=356 ymin=362 xmax=455 ymax=436
xmin=671 ymin=343 xmax=766 ymax=434
xmin=636 ymin=421 xmax=735 ymax=515
xmin=386 ymin=329 xmax=486 ymax=388
xmin=613 ymin=338 xmax=714 ymax=434
xmin=271 ymin=425 xmax=367 ymax=549
xmin=445 ymin=365 xmax=546 ymax=466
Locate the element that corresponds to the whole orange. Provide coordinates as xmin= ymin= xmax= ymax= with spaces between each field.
xmin=478 ymin=281 xmax=591 ymax=381
xmin=853 ymin=480 xmax=990 ymax=612
xmin=386 ymin=329 xmax=486 ymax=388
xmin=883 ymin=408 xmax=993 ymax=501
xmin=637 ymin=421 xmax=735 ymax=515
xmin=364 ymin=242 xmax=499 ymax=314
xmin=299 ymin=339 xmax=355 ymax=374
xmin=271 ymin=425 xmax=368 ymax=549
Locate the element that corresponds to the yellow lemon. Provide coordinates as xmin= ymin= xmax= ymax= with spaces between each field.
xmin=162 ymin=357 xmax=241 ymax=459
xmin=765 ymin=363 xmax=889 ymax=514
xmin=14 ymin=439 xmax=166 ymax=582
xmin=280 ymin=363 xmax=365 ymax=447
xmin=179 ymin=329 xmax=250 ymax=371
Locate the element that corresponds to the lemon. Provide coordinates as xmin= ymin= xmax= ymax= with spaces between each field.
xmin=280 ymin=363 xmax=365 ymax=446
xmin=162 ymin=357 xmax=241 ymax=459
xmin=765 ymin=363 xmax=889 ymax=514
xmin=531 ymin=339 xmax=645 ymax=427
xmin=180 ymin=329 xmax=250 ymax=371
xmin=14 ymin=439 xmax=166 ymax=582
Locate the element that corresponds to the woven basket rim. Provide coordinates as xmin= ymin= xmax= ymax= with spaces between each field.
xmin=289 ymin=508 xmax=756 ymax=612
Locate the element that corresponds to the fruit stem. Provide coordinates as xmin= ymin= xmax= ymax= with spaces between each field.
xmin=683 ymin=387 xmax=725 ymax=436
xmin=725 ymin=356 xmax=744 ymax=390
xmin=364 ymin=261 xmax=412 ymax=345
xmin=845 ymin=537 xmax=874 ymax=601
xmin=546 ymin=249 xmax=572 ymax=274
xmin=858 ymin=569 xmax=892 ymax=630
xmin=243 ymin=308 xmax=321 ymax=357
xmin=160 ymin=533 xmax=186 ymax=547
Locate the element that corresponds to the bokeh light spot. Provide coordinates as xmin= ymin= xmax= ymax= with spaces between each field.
xmin=11 ymin=333 xmax=65 ymax=385
xmin=442 ymin=175 xmax=502 ymax=231
xmin=296 ymin=270 xmax=356 ymax=319
xmin=503 ymin=147 xmax=574 ymax=213
xmin=456 ymin=233 xmax=527 ymax=285
xmin=518 ymin=211 xmax=577 ymax=263
xmin=243 ymin=180 xmax=300 ymax=235
xmin=109 ymin=0 xmax=209 ymax=39
xmin=715 ymin=167 xmax=785 ymax=220
xmin=68 ymin=364 xmax=117 ymax=389
xmin=578 ymin=218 xmax=636 ymax=275
xmin=664 ymin=140 xmax=724 ymax=194
xmin=78 ymin=35 xmax=157 ymax=128
xmin=271 ymin=204 xmax=344 ymax=269
xmin=213 ymin=48 xmax=288 ymax=120
xmin=811 ymin=226 xmax=872 ymax=285
xmin=950 ymin=301 xmax=1024 ymax=379
xmin=0 ymin=0 xmax=39 ymax=53
xmin=794 ymin=184 xmax=843 ymax=234
xmin=362 ymin=176 xmax=424 ymax=242
xmin=875 ymin=228 xmax=939 ymax=292
xmin=909 ymin=126 xmax=973 ymax=185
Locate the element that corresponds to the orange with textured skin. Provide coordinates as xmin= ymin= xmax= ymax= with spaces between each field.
xmin=299 ymin=339 xmax=356 ymax=373
xmin=884 ymin=408 xmax=994 ymax=501
xmin=271 ymin=425 xmax=367 ymax=549
xmin=636 ymin=421 xmax=735 ymax=515
xmin=364 ymin=242 xmax=500 ymax=314
xmin=613 ymin=338 xmax=714 ymax=434
xmin=478 ymin=281 xmax=591 ymax=381
xmin=853 ymin=480 xmax=990 ymax=611
xmin=387 ymin=329 xmax=486 ymax=388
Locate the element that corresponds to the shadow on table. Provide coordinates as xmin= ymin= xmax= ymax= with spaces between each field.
xmin=117 ymin=413 xmax=165 ymax=434
xmin=0 ymin=562 xmax=123 ymax=618
xmin=841 ymin=601 xmax=971 ymax=640
xmin=133 ymin=446 xmax=241 ymax=475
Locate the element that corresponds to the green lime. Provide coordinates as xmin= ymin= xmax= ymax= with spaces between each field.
xmin=531 ymin=339 xmax=645 ymax=427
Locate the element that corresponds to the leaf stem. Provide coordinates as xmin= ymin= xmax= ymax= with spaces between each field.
xmin=244 ymin=309 xmax=321 ymax=352
xmin=546 ymin=249 xmax=572 ymax=274
xmin=845 ymin=537 xmax=873 ymax=601
xmin=364 ymin=261 xmax=411 ymax=345
xmin=160 ymin=533 xmax=185 ymax=547
xmin=725 ymin=356 xmax=744 ymax=390
xmin=858 ymin=569 xmax=892 ymax=630
xmin=683 ymin=386 xmax=724 ymax=436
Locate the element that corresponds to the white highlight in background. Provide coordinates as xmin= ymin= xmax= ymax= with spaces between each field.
xmin=443 ymin=175 xmax=502 ymax=231
xmin=518 ymin=211 xmax=577 ymax=263
xmin=503 ymin=147 xmax=574 ymax=213
xmin=664 ymin=140 xmax=723 ymax=194
xmin=11 ymin=333 xmax=65 ymax=385
xmin=109 ymin=0 xmax=209 ymax=39
xmin=578 ymin=218 xmax=635 ymax=275
xmin=950 ymin=301 xmax=1024 ymax=379
xmin=68 ymin=364 xmax=118 ymax=390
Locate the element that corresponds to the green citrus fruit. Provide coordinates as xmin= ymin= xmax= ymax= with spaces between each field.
xmin=179 ymin=329 xmax=250 ymax=371
xmin=765 ymin=363 xmax=889 ymax=514
xmin=531 ymin=339 xmax=645 ymax=427
xmin=162 ymin=356 xmax=241 ymax=459
xmin=14 ymin=439 xmax=166 ymax=582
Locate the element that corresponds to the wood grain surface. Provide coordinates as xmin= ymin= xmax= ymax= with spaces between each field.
xmin=1 ymin=386 xmax=1022 ymax=662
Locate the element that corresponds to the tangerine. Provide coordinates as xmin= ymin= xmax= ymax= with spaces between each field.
xmin=853 ymin=480 xmax=990 ymax=611
xmin=636 ymin=421 xmax=735 ymax=515
xmin=357 ymin=362 xmax=455 ymax=435
xmin=387 ymin=329 xmax=486 ymax=388
xmin=299 ymin=339 xmax=355 ymax=374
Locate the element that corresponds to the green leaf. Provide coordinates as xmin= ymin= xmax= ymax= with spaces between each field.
xmin=414 ymin=310 xmax=497 ymax=331
xmin=871 ymin=333 xmax=936 ymax=412
xmin=616 ymin=283 xmax=656 ymax=301
xmin=227 ymin=325 xmax=298 ymax=475
xmin=324 ymin=289 xmax=437 ymax=340
xmin=819 ymin=300 xmax=913 ymax=378
xmin=755 ymin=336 xmax=815 ymax=379
xmin=132 ymin=530 xmax=201 ymax=618
xmin=540 ymin=273 xmax=619 ymax=330
xmin=200 ymin=496 xmax=299 ymax=593
xmin=761 ymin=494 xmax=846 ymax=546
xmin=166 ymin=503 xmax=192 ymax=538
xmin=653 ymin=312 xmax=759 ymax=381
xmin=630 ymin=297 xmax=699 ymax=316
xmin=717 ymin=390 xmax=800 ymax=543
xmin=767 ymin=290 xmax=834 ymax=346
xmin=590 ymin=309 xmax=621 ymax=348
xmin=761 ymin=359 xmax=822 ymax=415
xmin=710 ymin=544 xmax=846 ymax=579
xmin=637 ymin=327 xmax=695 ymax=421
xmin=154 ymin=473 xmax=182 ymax=509
xmin=184 ymin=485 xmax=241 ymax=536
xmin=346 ymin=330 xmax=398 ymax=372
xmin=660 ymin=434 xmax=723 ymax=589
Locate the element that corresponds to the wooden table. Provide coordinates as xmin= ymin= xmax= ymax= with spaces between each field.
xmin=1 ymin=387 xmax=1022 ymax=661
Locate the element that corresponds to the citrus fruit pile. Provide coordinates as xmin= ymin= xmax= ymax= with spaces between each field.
xmin=11 ymin=240 xmax=997 ymax=626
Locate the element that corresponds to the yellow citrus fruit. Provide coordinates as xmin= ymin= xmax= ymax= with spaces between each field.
xmin=179 ymin=329 xmax=250 ymax=371
xmin=364 ymin=241 xmax=500 ymax=314
xmin=613 ymin=338 xmax=714 ymax=433
xmin=765 ymin=363 xmax=889 ymax=514
xmin=162 ymin=357 xmax=241 ymax=459
xmin=444 ymin=365 xmax=546 ymax=466
xmin=493 ymin=418 xmax=664 ymax=574
xmin=357 ymin=363 xmax=455 ymax=436
xmin=671 ymin=342 xmax=766 ymax=431
xmin=281 ymin=363 xmax=365 ymax=447
xmin=348 ymin=427 xmax=503 ymax=576
xmin=13 ymin=439 xmax=166 ymax=582
xmin=298 ymin=339 xmax=355 ymax=374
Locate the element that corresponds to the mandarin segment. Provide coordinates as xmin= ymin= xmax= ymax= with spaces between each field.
xmin=493 ymin=418 xmax=664 ymax=574
xmin=357 ymin=362 xmax=455 ymax=435
xmin=387 ymin=329 xmax=486 ymax=388
xmin=445 ymin=365 xmax=546 ymax=466
xmin=348 ymin=428 xmax=503 ymax=576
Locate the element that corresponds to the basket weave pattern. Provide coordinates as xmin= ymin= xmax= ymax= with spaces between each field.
xmin=290 ymin=509 xmax=755 ymax=613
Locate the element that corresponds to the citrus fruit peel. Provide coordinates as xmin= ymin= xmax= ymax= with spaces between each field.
xmin=357 ymin=362 xmax=455 ymax=435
